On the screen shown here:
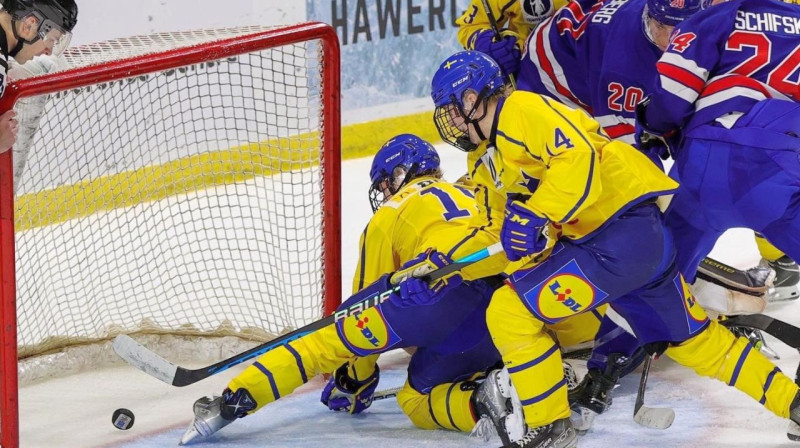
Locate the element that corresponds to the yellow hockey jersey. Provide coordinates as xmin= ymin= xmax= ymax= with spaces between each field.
xmin=492 ymin=91 xmax=678 ymax=242
xmin=457 ymin=0 xmax=569 ymax=50
xmin=352 ymin=176 xmax=480 ymax=293
xmin=446 ymin=92 xmax=677 ymax=278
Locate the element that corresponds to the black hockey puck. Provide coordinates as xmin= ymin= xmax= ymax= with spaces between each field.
xmin=112 ymin=408 xmax=135 ymax=430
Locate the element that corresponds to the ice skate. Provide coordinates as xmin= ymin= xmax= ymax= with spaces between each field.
xmin=506 ymin=417 xmax=577 ymax=448
xmin=561 ymin=361 xmax=591 ymax=433
xmin=567 ymin=353 xmax=629 ymax=432
xmin=471 ymin=368 xmax=526 ymax=445
xmin=788 ymin=390 xmax=800 ymax=441
xmin=728 ymin=325 xmax=780 ymax=359
xmin=180 ymin=388 xmax=256 ymax=445
xmin=762 ymin=256 xmax=800 ymax=302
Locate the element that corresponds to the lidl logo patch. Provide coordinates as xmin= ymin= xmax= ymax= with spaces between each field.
xmin=674 ymin=274 xmax=708 ymax=334
xmin=520 ymin=259 xmax=609 ymax=323
xmin=336 ymin=307 xmax=401 ymax=356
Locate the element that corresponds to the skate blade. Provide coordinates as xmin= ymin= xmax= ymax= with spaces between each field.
xmin=759 ymin=343 xmax=780 ymax=360
xmin=469 ymin=416 xmax=495 ymax=442
xmin=179 ymin=422 xmax=205 ymax=445
xmin=569 ymin=406 xmax=596 ymax=432
xmin=768 ymin=286 xmax=800 ymax=302
xmin=788 ymin=420 xmax=800 ymax=441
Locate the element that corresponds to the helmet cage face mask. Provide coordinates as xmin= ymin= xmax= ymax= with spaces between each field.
xmin=433 ymin=86 xmax=493 ymax=152
xmin=642 ymin=0 xmax=702 ymax=44
xmin=38 ymin=16 xmax=71 ymax=55
xmin=642 ymin=5 xmax=659 ymax=47
xmin=431 ymin=51 xmax=504 ymax=152
xmin=368 ymin=165 xmax=412 ymax=213
xmin=367 ymin=134 xmax=440 ymax=213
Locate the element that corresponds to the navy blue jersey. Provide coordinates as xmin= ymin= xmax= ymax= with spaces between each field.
xmin=519 ymin=0 xmax=662 ymax=143
xmin=644 ymin=0 xmax=800 ymax=132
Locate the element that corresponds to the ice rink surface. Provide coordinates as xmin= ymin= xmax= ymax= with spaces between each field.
xmin=19 ymin=144 xmax=800 ymax=447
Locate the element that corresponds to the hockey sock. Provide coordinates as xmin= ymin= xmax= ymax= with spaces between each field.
xmin=227 ymin=325 xmax=357 ymax=411
xmin=665 ymin=319 xmax=799 ymax=418
xmin=486 ymin=285 xmax=571 ymax=428
xmin=397 ymin=380 xmax=477 ymax=431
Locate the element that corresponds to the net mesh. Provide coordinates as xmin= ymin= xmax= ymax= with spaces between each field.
xmin=11 ymin=26 xmax=334 ymax=359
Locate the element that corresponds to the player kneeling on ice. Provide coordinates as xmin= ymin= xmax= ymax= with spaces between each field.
xmin=429 ymin=50 xmax=800 ymax=448
xmin=181 ymin=135 xmax=584 ymax=445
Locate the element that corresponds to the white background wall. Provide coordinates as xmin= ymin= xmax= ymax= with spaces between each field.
xmin=70 ymin=0 xmax=306 ymax=46
xmin=64 ymin=0 xmax=469 ymax=111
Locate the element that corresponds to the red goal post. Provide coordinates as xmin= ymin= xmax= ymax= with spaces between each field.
xmin=0 ymin=22 xmax=341 ymax=448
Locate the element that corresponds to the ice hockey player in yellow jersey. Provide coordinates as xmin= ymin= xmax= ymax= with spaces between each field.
xmin=178 ymin=134 xmax=597 ymax=446
xmin=430 ymin=50 xmax=800 ymax=448
xmin=456 ymin=0 xmax=569 ymax=81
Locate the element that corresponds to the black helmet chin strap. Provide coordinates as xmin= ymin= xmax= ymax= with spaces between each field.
xmin=8 ymin=39 xmax=24 ymax=57
xmin=462 ymin=99 xmax=488 ymax=142
xmin=9 ymin=16 xmax=40 ymax=56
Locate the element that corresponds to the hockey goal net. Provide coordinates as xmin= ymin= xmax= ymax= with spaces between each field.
xmin=0 ymin=22 xmax=341 ymax=447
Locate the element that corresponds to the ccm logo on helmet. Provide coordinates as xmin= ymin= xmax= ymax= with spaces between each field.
xmin=451 ymin=75 xmax=470 ymax=88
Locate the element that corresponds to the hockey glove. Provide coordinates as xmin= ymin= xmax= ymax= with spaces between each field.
xmin=471 ymin=29 xmax=521 ymax=80
xmin=390 ymin=249 xmax=463 ymax=308
xmin=501 ymin=198 xmax=549 ymax=261
xmin=320 ymin=363 xmax=380 ymax=414
xmin=634 ymin=97 xmax=679 ymax=162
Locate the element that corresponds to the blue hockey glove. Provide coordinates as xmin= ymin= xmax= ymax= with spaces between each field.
xmin=321 ymin=363 xmax=380 ymax=414
xmin=471 ymin=29 xmax=521 ymax=79
xmin=501 ymin=198 xmax=549 ymax=261
xmin=390 ymin=249 xmax=463 ymax=308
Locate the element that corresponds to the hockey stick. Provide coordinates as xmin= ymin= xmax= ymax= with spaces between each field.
xmin=480 ymin=0 xmax=502 ymax=36
xmin=113 ymin=243 xmax=504 ymax=387
xmin=373 ymin=386 xmax=403 ymax=402
xmin=480 ymin=0 xmax=517 ymax=89
xmin=633 ymin=354 xmax=676 ymax=430
xmin=720 ymin=314 xmax=800 ymax=349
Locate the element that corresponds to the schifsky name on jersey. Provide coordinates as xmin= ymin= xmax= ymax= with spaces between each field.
xmin=734 ymin=10 xmax=800 ymax=33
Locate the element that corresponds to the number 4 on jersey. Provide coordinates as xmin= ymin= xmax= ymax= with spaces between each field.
xmin=669 ymin=32 xmax=696 ymax=53
xmin=555 ymin=128 xmax=574 ymax=149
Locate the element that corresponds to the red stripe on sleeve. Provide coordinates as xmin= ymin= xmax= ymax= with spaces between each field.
xmin=657 ymin=61 xmax=706 ymax=94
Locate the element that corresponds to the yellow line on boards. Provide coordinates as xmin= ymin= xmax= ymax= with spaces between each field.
xmin=16 ymin=111 xmax=440 ymax=230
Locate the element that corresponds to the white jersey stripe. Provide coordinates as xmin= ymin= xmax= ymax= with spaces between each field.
xmin=660 ymin=76 xmax=699 ymax=103
xmin=615 ymin=134 xmax=636 ymax=145
xmin=594 ymin=115 xmax=635 ymax=127
xmin=660 ymin=52 xmax=709 ymax=82
xmin=529 ymin=19 xmax=583 ymax=110
xmin=696 ymin=85 xmax=780 ymax=112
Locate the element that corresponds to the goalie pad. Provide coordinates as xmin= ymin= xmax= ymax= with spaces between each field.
xmin=696 ymin=257 xmax=774 ymax=296
xmin=691 ymin=277 xmax=767 ymax=317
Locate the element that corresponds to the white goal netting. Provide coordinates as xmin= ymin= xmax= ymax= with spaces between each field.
xmin=9 ymin=24 xmax=339 ymax=366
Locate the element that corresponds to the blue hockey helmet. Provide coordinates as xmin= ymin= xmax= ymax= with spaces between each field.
xmin=368 ymin=134 xmax=441 ymax=213
xmin=431 ymin=51 xmax=505 ymax=152
xmin=645 ymin=0 xmax=703 ymax=26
